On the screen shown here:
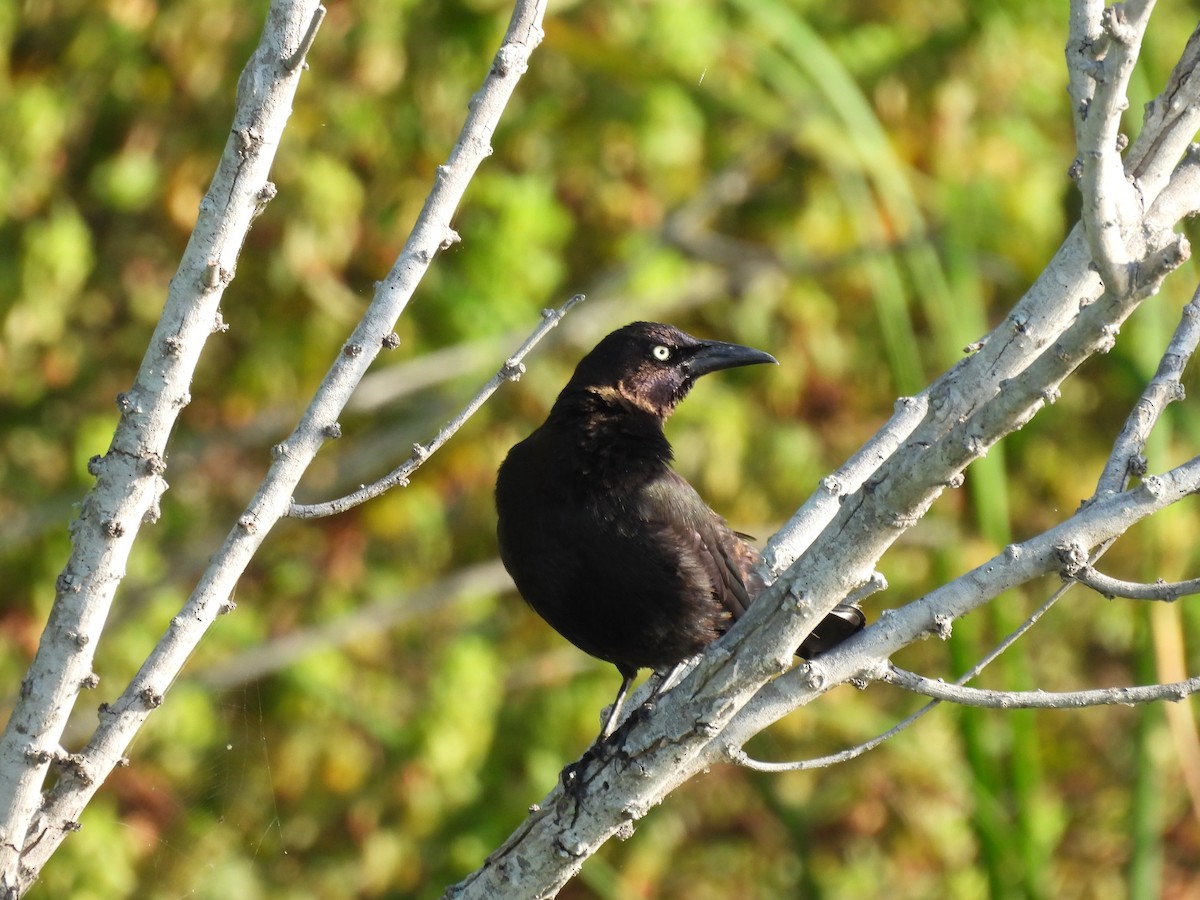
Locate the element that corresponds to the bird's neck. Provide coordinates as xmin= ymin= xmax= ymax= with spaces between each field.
xmin=549 ymin=388 xmax=674 ymax=472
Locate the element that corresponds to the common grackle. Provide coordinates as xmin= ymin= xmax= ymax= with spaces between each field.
xmin=495 ymin=322 xmax=864 ymax=737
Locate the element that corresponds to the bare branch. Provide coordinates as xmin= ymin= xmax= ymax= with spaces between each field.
xmin=289 ymin=294 xmax=585 ymax=519
xmin=1097 ymin=281 xmax=1200 ymax=493
xmin=1068 ymin=0 xmax=1157 ymax=294
xmin=729 ymin=704 xmax=933 ymax=772
xmin=882 ymin=664 xmax=1200 ymax=709
xmin=722 ymin=456 xmax=1200 ymax=755
xmin=283 ymin=4 xmax=326 ymax=72
xmin=1066 ymin=564 xmax=1200 ymax=602
xmin=6 ymin=0 xmax=550 ymax=887
xmin=0 ymin=1 xmax=325 ymax=890
xmin=1128 ymin=22 xmax=1200 ymax=196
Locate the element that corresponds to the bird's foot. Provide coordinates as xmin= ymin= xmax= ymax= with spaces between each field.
xmin=559 ymin=701 xmax=653 ymax=822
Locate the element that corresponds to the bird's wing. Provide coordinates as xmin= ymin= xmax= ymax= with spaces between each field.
xmin=639 ymin=469 xmax=763 ymax=625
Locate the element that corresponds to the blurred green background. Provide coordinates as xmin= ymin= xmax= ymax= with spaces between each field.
xmin=4 ymin=0 xmax=1200 ymax=897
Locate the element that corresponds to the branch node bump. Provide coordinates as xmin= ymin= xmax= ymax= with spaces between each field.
xmin=1097 ymin=324 xmax=1118 ymax=353
xmin=343 ymin=342 xmax=363 ymax=358
xmin=1056 ymin=542 xmax=1089 ymax=576
xmin=933 ymin=614 xmax=953 ymax=640
xmin=1102 ymin=4 xmax=1136 ymax=45
xmin=1142 ymin=474 xmax=1165 ymax=498
xmin=23 ymin=746 xmax=52 ymax=767
xmin=322 ymin=422 xmax=342 ymax=439
xmin=555 ymin=837 xmax=587 ymax=859
xmin=621 ymin=801 xmax=647 ymax=821
xmin=141 ymin=453 xmax=167 ymax=476
xmin=218 ymin=598 xmax=238 ymax=615
xmin=66 ymin=630 xmax=89 ymax=649
xmin=86 ymin=454 xmax=104 ymax=476
xmin=212 ymin=311 xmax=229 ymax=333
xmin=502 ymin=360 xmax=526 ymax=381
xmin=79 ymin=673 xmax=99 ymax=690
xmin=492 ymin=45 xmax=516 ymax=77
xmin=237 ymin=514 xmax=258 ymax=534
xmin=803 ymin=663 xmax=826 ymax=690
xmin=54 ymin=753 xmax=93 ymax=786
xmin=138 ymin=688 xmax=164 ymax=710
xmin=115 ymin=391 xmax=137 ymax=414
xmin=382 ymin=332 xmax=401 ymax=350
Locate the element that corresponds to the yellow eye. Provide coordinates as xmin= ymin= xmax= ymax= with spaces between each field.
xmin=652 ymin=345 xmax=671 ymax=361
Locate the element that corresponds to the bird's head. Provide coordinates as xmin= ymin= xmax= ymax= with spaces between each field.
xmin=559 ymin=321 xmax=778 ymax=420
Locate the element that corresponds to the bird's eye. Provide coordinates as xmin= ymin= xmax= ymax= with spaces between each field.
xmin=652 ymin=345 xmax=671 ymax=361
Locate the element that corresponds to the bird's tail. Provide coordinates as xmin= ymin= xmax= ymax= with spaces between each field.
xmin=796 ymin=604 xmax=866 ymax=658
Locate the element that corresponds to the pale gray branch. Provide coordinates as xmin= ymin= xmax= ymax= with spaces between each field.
xmin=883 ymin=664 xmax=1200 ymax=709
xmin=7 ymin=0 xmax=549 ymax=888
xmin=0 ymin=2 xmax=326 ymax=893
xmin=1068 ymin=0 xmax=1157 ymax=295
xmin=1097 ymin=281 xmax=1200 ymax=493
xmin=1066 ymin=564 xmax=1200 ymax=602
xmin=722 ymin=457 xmax=1200 ymax=753
xmin=729 ymin=589 xmax=1068 ymax=773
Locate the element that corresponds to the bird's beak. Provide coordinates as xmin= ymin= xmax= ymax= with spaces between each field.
xmin=683 ymin=340 xmax=778 ymax=378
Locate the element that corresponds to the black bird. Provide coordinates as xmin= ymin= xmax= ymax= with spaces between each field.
xmin=495 ymin=322 xmax=864 ymax=736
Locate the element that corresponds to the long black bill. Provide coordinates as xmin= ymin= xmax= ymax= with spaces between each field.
xmin=682 ymin=339 xmax=778 ymax=379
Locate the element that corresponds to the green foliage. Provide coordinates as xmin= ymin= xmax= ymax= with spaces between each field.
xmin=4 ymin=0 xmax=1200 ymax=897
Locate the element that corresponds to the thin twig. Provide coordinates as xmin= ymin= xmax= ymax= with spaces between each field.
xmin=883 ymin=663 xmax=1200 ymax=709
xmin=283 ymin=4 xmax=326 ymax=72
xmin=1068 ymin=565 xmax=1200 ymax=602
xmin=729 ymin=587 xmax=1068 ymax=772
xmin=1096 ymin=283 xmax=1200 ymax=493
xmin=289 ymin=294 xmax=585 ymax=519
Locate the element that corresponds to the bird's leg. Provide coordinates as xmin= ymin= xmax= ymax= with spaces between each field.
xmin=560 ymin=664 xmax=687 ymax=818
xmin=599 ymin=669 xmax=636 ymax=740
xmin=559 ymin=670 xmax=636 ymax=819
xmin=649 ymin=661 xmax=688 ymax=699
